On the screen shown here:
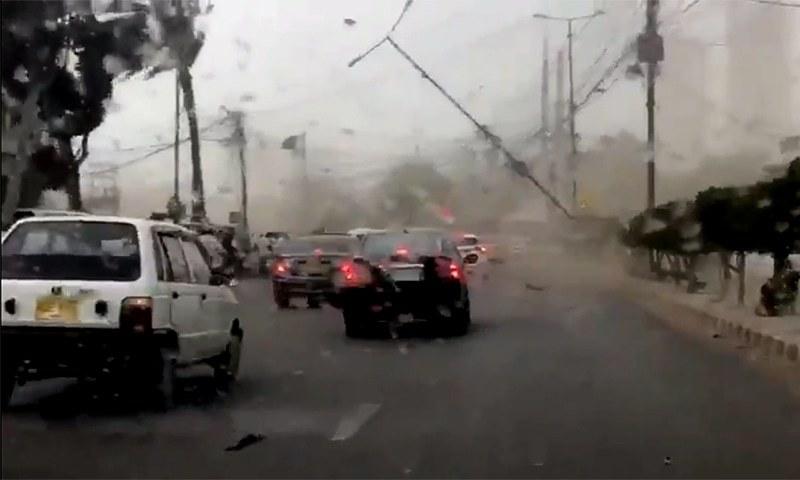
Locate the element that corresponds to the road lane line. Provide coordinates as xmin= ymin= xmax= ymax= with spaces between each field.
xmin=330 ymin=403 xmax=381 ymax=441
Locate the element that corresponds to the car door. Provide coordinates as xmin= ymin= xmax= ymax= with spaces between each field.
xmin=181 ymin=237 xmax=232 ymax=354
xmin=157 ymin=232 xmax=208 ymax=362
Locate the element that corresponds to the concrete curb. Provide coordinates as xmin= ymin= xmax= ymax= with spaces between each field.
xmin=646 ymin=286 xmax=799 ymax=364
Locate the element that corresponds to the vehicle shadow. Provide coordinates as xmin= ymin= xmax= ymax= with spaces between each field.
xmin=4 ymin=370 xmax=226 ymax=420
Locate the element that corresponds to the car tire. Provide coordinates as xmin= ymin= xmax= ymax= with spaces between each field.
xmin=307 ymin=297 xmax=321 ymax=309
xmin=155 ymin=350 xmax=177 ymax=411
xmin=1 ymin=361 xmax=17 ymax=408
xmin=451 ymin=299 xmax=471 ymax=336
xmin=214 ymin=330 xmax=243 ymax=391
xmin=343 ymin=308 xmax=367 ymax=338
xmin=273 ymin=284 xmax=290 ymax=309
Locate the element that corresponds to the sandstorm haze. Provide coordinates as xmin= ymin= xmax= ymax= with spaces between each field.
xmin=83 ymin=0 xmax=800 ymax=229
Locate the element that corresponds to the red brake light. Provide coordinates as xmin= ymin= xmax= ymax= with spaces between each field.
xmin=120 ymin=297 xmax=152 ymax=333
xmin=435 ymin=258 xmax=464 ymax=283
xmin=314 ymin=248 xmax=323 ymax=256
xmin=449 ymin=262 xmax=461 ymax=280
xmin=337 ymin=261 xmax=371 ymax=286
xmin=395 ymin=247 xmax=409 ymax=257
xmin=273 ymin=259 xmax=290 ymax=276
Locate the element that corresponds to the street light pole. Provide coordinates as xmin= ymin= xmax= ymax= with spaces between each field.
xmin=567 ymin=18 xmax=577 ymax=211
xmin=533 ymin=10 xmax=604 ymax=214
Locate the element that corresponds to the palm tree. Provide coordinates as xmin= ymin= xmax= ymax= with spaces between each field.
xmin=151 ymin=0 xmax=206 ymax=220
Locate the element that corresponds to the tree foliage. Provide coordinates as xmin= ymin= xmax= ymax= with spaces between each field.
xmin=624 ymin=158 xmax=800 ymax=274
xmin=1 ymin=0 xmax=178 ymax=216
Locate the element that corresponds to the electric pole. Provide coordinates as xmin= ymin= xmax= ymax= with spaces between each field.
xmin=640 ymin=0 xmax=663 ymax=209
xmin=541 ymin=33 xmax=554 ymax=219
xmin=173 ymin=71 xmax=180 ymax=203
xmin=533 ymin=10 xmax=605 ymax=214
xmin=229 ymin=110 xmax=249 ymax=236
xmin=555 ymin=49 xmax=565 ymax=205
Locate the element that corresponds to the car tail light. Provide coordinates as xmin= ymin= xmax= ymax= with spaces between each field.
xmin=273 ymin=259 xmax=290 ymax=276
xmin=435 ymin=258 xmax=464 ymax=283
xmin=395 ymin=247 xmax=410 ymax=257
xmin=120 ymin=297 xmax=152 ymax=333
xmin=336 ymin=260 xmax=372 ymax=286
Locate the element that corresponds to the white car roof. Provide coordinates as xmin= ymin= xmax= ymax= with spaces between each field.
xmin=7 ymin=215 xmax=189 ymax=233
xmin=16 ymin=209 xmax=87 ymax=216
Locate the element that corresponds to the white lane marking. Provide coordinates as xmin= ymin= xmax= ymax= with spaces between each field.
xmin=330 ymin=403 xmax=381 ymax=441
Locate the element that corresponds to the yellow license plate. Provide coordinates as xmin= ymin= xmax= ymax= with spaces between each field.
xmin=35 ymin=297 xmax=79 ymax=323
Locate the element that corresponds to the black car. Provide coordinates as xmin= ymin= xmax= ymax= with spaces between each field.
xmin=332 ymin=229 xmax=478 ymax=337
xmin=271 ymin=235 xmax=360 ymax=309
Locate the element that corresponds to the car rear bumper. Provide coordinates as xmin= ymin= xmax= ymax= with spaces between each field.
xmin=1 ymin=326 xmax=176 ymax=380
xmin=273 ymin=277 xmax=334 ymax=296
xmin=338 ymin=281 xmax=466 ymax=320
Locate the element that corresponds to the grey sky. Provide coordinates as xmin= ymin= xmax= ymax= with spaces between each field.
xmin=86 ymin=0 xmax=799 ymax=221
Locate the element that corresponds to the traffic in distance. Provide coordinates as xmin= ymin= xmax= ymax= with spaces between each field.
xmin=1 ymin=214 xmax=495 ymax=408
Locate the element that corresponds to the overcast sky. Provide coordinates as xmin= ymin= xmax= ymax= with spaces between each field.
xmin=85 ymin=0 xmax=800 ymax=220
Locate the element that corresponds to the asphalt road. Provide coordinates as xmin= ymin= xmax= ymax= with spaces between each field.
xmin=2 ymin=262 xmax=800 ymax=478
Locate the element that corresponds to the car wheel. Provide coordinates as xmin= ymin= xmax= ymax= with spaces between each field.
xmin=451 ymin=300 xmax=471 ymax=336
xmin=214 ymin=331 xmax=243 ymax=391
xmin=343 ymin=308 xmax=367 ymax=338
xmin=273 ymin=284 xmax=290 ymax=309
xmin=1 ymin=361 xmax=17 ymax=408
xmin=155 ymin=350 xmax=178 ymax=410
xmin=307 ymin=297 xmax=321 ymax=309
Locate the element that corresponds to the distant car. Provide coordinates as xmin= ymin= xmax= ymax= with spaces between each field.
xmin=348 ymin=228 xmax=387 ymax=241
xmin=271 ymin=234 xmax=360 ymax=309
xmin=332 ymin=229 xmax=477 ymax=337
xmin=455 ymin=233 xmax=487 ymax=268
xmin=1 ymin=216 xmax=243 ymax=408
xmin=256 ymin=232 xmax=290 ymax=274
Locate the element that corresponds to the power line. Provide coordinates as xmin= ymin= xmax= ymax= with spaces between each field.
xmin=85 ymin=117 xmax=228 ymax=175
xmin=744 ymin=0 xmax=800 ymax=7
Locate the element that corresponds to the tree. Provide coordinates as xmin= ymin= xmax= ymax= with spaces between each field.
xmin=1 ymin=0 xmax=155 ymax=225
xmin=149 ymin=0 xmax=206 ymax=220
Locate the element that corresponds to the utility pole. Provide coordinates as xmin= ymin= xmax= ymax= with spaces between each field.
xmin=229 ymin=110 xmax=248 ymax=235
xmin=640 ymin=0 xmax=663 ymax=210
xmin=173 ymin=71 xmax=180 ymax=203
xmin=541 ymin=33 xmax=554 ymax=219
xmin=533 ymin=10 xmax=605 ymax=214
xmin=554 ymin=49 xmax=565 ymax=204
xmin=566 ymin=19 xmax=577 ymax=212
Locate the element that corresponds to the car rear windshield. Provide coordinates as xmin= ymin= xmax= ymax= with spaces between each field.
xmin=1 ymin=221 xmax=141 ymax=281
xmin=362 ymin=232 xmax=442 ymax=261
xmin=278 ymin=237 xmax=357 ymax=255
xmin=458 ymin=236 xmax=479 ymax=246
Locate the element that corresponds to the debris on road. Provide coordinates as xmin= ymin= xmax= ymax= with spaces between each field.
xmin=225 ymin=433 xmax=265 ymax=452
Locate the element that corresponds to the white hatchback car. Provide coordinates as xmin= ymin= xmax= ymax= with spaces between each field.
xmin=1 ymin=216 xmax=243 ymax=408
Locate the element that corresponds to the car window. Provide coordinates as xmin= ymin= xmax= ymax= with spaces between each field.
xmin=1 ymin=221 xmax=141 ymax=281
xmin=159 ymin=234 xmax=191 ymax=283
xmin=442 ymin=239 xmax=461 ymax=259
xmin=458 ymin=236 xmax=479 ymax=246
xmin=278 ymin=237 xmax=358 ymax=255
xmin=182 ymin=239 xmax=212 ymax=285
xmin=362 ymin=233 xmax=442 ymax=261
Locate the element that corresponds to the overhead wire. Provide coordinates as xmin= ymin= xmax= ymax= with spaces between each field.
xmin=85 ymin=116 xmax=228 ymax=175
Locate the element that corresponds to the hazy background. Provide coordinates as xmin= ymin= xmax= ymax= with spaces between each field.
xmin=83 ymin=0 xmax=800 ymax=230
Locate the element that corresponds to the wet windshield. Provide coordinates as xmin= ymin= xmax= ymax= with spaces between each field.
xmin=2 ymin=0 xmax=800 ymax=477
xmin=1 ymin=221 xmax=140 ymax=281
